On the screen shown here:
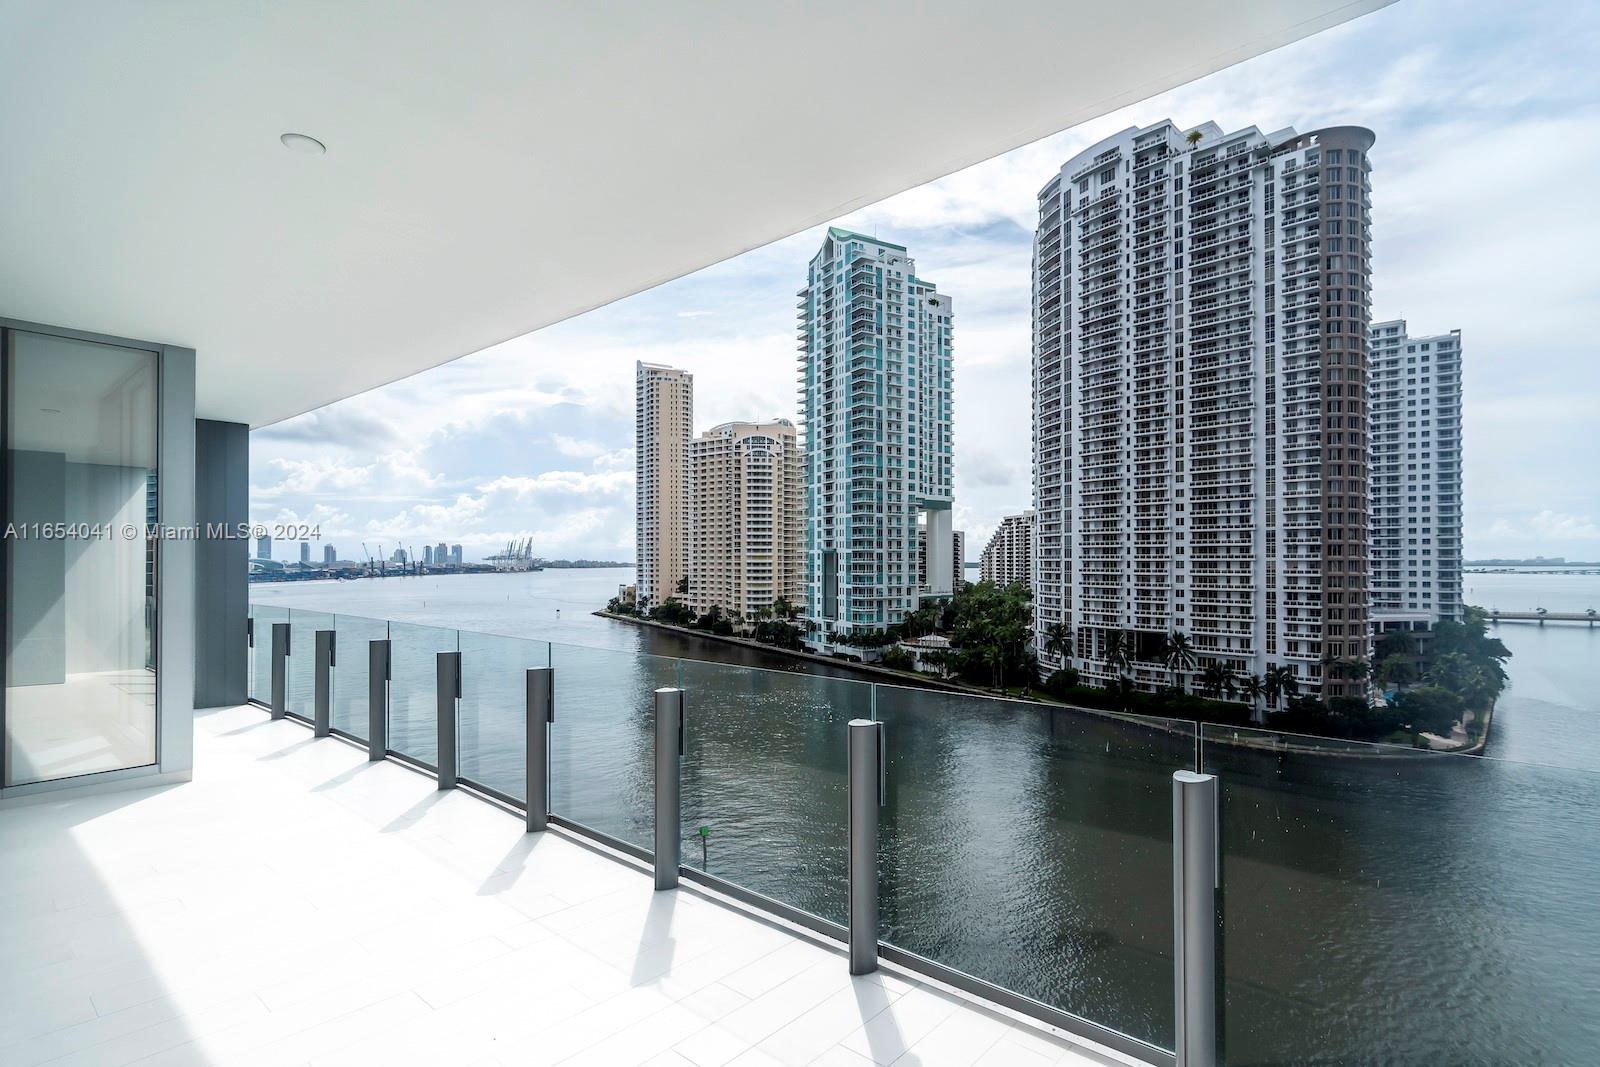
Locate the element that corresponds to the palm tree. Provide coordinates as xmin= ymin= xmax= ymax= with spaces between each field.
xmin=1199 ymin=662 xmax=1235 ymax=701
xmin=1103 ymin=630 xmax=1133 ymax=679
xmin=1263 ymin=663 xmax=1299 ymax=710
xmin=1186 ymin=129 xmax=1203 ymax=148
xmin=1238 ymin=673 xmax=1266 ymax=715
xmin=1162 ymin=631 xmax=1197 ymax=692
xmin=1043 ymin=622 xmax=1072 ymax=663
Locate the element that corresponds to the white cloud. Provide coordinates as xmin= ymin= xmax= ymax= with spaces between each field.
xmin=247 ymin=0 xmax=1600 ymax=569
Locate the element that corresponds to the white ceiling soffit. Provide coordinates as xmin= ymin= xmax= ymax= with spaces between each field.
xmin=0 ymin=0 xmax=1392 ymax=428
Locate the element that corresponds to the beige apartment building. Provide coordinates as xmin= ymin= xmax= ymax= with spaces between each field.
xmin=687 ymin=420 xmax=803 ymax=621
xmin=635 ymin=361 xmax=693 ymax=609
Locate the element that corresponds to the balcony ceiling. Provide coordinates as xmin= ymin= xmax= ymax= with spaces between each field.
xmin=0 ymin=0 xmax=1389 ymax=427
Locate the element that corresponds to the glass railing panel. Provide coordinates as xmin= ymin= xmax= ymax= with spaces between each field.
xmin=247 ymin=604 xmax=287 ymax=705
xmin=386 ymin=622 xmax=458 ymax=769
xmin=549 ymin=642 xmax=679 ymax=852
xmin=285 ymin=609 xmax=332 ymax=720
xmin=458 ymin=632 xmax=550 ymax=802
xmin=1202 ymin=723 xmax=1600 ymax=1065
xmin=876 ymin=685 xmax=1196 ymax=1052
xmin=675 ymin=660 xmax=867 ymax=926
xmin=331 ymin=613 xmax=388 ymax=740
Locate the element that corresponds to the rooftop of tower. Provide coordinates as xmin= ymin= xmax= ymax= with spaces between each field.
xmin=826 ymin=226 xmax=907 ymax=252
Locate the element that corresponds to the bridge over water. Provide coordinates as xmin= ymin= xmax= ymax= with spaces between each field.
xmin=1486 ymin=608 xmax=1599 ymax=626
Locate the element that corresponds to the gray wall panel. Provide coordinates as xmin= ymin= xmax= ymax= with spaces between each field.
xmin=194 ymin=417 xmax=246 ymax=708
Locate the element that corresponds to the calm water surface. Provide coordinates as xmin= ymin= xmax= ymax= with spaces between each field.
xmin=250 ymin=567 xmax=1600 ymax=1065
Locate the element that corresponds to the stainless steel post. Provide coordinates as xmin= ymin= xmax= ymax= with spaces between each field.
xmin=367 ymin=639 xmax=389 ymax=761
xmin=437 ymin=651 xmax=460 ymax=789
xmin=269 ymin=622 xmax=289 ymax=719
xmin=526 ymin=667 xmax=553 ymax=832
xmin=848 ymin=717 xmax=883 ymax=975
xmin=313 ymin=630 xmax=334 ymax=737
xmin=654 ymin=687 xmax=684 ymax=890
xmin=1173 ymin=770 xmax=1218 ymax=1067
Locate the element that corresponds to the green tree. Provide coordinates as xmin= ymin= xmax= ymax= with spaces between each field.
xmin=1043 ymin=622 xmax=1072 ymax=663
xmin=1199 ymin=662 xmax=1236 ymax=700
xmin=1263 ymin=663 xmax=1299 ymax=709
xmin=1103 ymin=630 xmax=1133 ymax=680
xmin=653 ymin=598 xmax=694 ymax=626
xmin=1397 ymin=686 xmax=1464 ymax=744
xmin=1238 ymin=673 xmax=1266 ymax=713
xmin=1375 ymin=653 xmax=1417 ymax=690
xmin=948 ymin=581 xmax=1033 ymax=690
xmin=1161 ymin=631 xmax=1197 ymax=692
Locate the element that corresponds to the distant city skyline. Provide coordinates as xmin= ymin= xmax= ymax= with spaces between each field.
xmin=247 ymin=0 xmax=1600 ymax=565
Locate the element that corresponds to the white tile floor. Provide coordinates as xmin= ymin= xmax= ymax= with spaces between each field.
xmin=0 ymin=704 xmax=1149 ymax=1067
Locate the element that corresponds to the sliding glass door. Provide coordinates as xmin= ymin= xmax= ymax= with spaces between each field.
xmin=3 ymin=329 xmax=159 ymax=786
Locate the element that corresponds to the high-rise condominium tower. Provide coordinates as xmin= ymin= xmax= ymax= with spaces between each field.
xmin=917 ymin=524 xmax=966 ymax=594
xmin=798 ymin=228 xmax=953 ymax=642
xmin=687 ymin=420 xmax=803 ymax=620
xmin=323 ymin=544 xmax=336 ymax=564
xmin=1032 ymin=120 xmax=1374 ymax=700
xmin=1368 ymin=321 xmax=1463 ymax=631
xmin=256 ymin=534 xmax=270 ymax=560
xmin=636 ymin=361 xmax=694 ymax=609
xmin=981 ymin=510 xmax=1035 ymax=588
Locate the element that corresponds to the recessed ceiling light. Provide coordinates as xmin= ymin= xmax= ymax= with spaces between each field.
xmin=280 ymin=132 xmax=325 ymax=155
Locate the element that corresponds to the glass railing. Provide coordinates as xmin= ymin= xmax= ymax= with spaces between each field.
xmin=877 ymin=685 xmax=1195 ymax=1051
xmin=285 ymin=609 xmax=331 ymax=722
xmin=241 ymin=602 xmax=1599 ymax=1064
xmin=330 ymin=613 xmax=387 ymax=740
xmin=247 ymin=604 xmax=286 ymax=705
xmin=676 ymin=659 xmax=867 ymax=926
xmin=1200 ymin=723 xmax=1600 ymax=1066
xmin=387 ymin=622 xmax=458 ymax=768
xmin=458 ymin=631 xmax=549 ymax=802
xmin=549 ymin=641 xmax=677 ymax=852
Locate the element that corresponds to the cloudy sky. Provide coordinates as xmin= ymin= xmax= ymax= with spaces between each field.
xmin=251 ymin=0 xmax=1600 ymax=564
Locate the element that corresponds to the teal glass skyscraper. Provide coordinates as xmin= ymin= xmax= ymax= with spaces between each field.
xmin=797 ymin=228 xmax=953 ymax=645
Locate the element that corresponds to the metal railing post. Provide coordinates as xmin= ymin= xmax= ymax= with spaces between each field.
xmin=313 ymin=630 xmax=335 ymax=737
xmin=269 ymin=622 xmax=289 ymax=720
xmin=848 ymin=717 xmax=883 ymax=975
xmin=1174 ymin=770 xmax=1218 ymax=1067
xmin=654 ymin=687 xmax=684 ymax=890
xmin=526 ymin=667 xmax=553 ymax=832
xmin=368 ymin=639 xmax=389 ymax=761
xmin=437 ymin=651 xmax=460 ymax=789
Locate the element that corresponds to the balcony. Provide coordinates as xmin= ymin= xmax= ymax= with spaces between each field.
xmin=2 ymin=702 xmax=1094 ymax=1067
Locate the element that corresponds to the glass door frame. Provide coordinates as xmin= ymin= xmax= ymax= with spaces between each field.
xmin=0 ymin=318 xmax=183 ymax=796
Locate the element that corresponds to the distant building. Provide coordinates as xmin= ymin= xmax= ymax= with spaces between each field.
xmin=799 ymin=228 xmax=953 ymax=643
xmin=391 ymin=548 xmax=406 ymax=564
xmin=450 ymin=544 xmax=463 ymax=565
xmin=1031 ymin=119 xmax=1375 ymax=701
xmin=917 ymin=523 xmax=965 ymax=596
xmin=687 ymin=419 xmax=803 ymax=621
xmin=435 ymin=542 xmax=449 ymax=567
xmin=423 ymin=545 xmax=434 ymax=565
xmin=1368 ymin=321 xmax=1463 ymax=630
xmin=323 ymin=544 xmax=336 ymax=564
xmin=980 ymin=510 xmax=1034 ymax=588
xmin=256 ymin=534 xmax=271 ymax=560
xmin=636 ymin=361 xmax=694 ymax=610
xmin=299 ymin=542 xmax=310 ymax=564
